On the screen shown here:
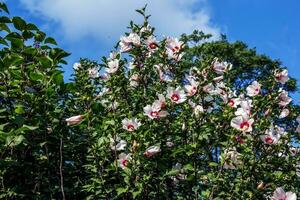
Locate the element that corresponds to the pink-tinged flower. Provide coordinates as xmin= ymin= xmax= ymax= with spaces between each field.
xmin=166 ymin=141 xmax=174 ymax=148
xmin=215 ymin=87 xmax=229 ymax=103
xmin=246 ymin=81 xmax=261 ymax=97
xmin=194 ymin=105 xmax=204 ymax=117
xmin=212 ymin=58 xmax=232 ymax=74
xmin=122 ymin=118 xmax=141 ymax=132
xmin=165 ymin=37 xmax=184 ymax=61
xmin=184 ymin=79 xmax=199 ymax=96
xmin=213 ymin=76 xmax=224 ymax=82
xmin=127 ymin=33 xmax=141 ymax=46
xmin=118 ymin=153 xmax=131 ymax=169
xmin=221 ymin=148 xmax=241 ymax=170
xmin=88 ymin=67 xmax=100 ymax=78
xmin=144 ymin=146 xmax=161 ymax=157
xmin=279 ymin=109 xmax=290 ymax=119
xmin=231 ymin=115 xmax=254 ymax=132
xmin=165 ymin=37 xmax=183 ymax=53
xmin=129 ymin=74 xmax=139 ymax=88
xmin=272 ymin=187 xmax=296 ymax=200
xmin=275 ymin=69 xmax=289 ymax=84
xmin=154 ymin=64 xmax=173 ymax=82
xmin=166 ymin=48 xmax=184 ymax=61
xmin=110 ymin=137 xmax=127 ymax=151
xmin=278 ymin=89 xmax=292 ymax=107
xmin=106 ymin=59 xmax=119 ymax=74
xmin=73 ymin=62 xmax=81 ymax=71
xmin=153 ymin=94 xmax=166 ymax=109
xmin=100 ymin=73 xmax=111 ymax=81
xmin=289 ymin=147 xmax=299 ymax=156
xmin=143 ymin=104 xmax=169 ymax=119
xmin=235 ymin=107 xmax=251 ymax=118
xmin=119 ymin=33 xmax=141 ymax=52
xmin=203 ymin=83 xmax=215 ymax=94
xmin=145 ymin=36 xmax=158 ymax=51
xmin=228 ymin=98 xmax=241 ymax=108
xmin=66 ymin=115 xmax=85 ymax=126
xmin=140 ymin=24 xmax=152 ymax=33
xmin=108 ymin=52 xmax=118 ymax=61
xmin=166 ymin=87 xmax=187 ymax=104
xmin=260 ymin=125 xmax=286 ymax=145
xmin=260 ymin=132 xmax=279 ymax=145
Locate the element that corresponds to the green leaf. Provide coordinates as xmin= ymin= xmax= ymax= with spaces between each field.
xmin=0 ymin=3 xmax=9 ymax=14
xmin=45 ymin=37 xmax=57 ymax=45
xmin=29 ymin=71 xmax=44 ymax=81
xmin=12 ymin=17 xmax=27 ymax=31
xmin=52 ymin=72 xmax=64 ymax=85
xmin=26 ymin=23 xmax=38 ymax=31
xmin=0 ymin=23 xmax=10 ymax=32
xmin=22 ymin=125 xmax=39 ymax=131
xmin=0 ymin=16 xmax=11 ymax=23
xmin=0 ymin=123 xmax=8 ymax=131
xmin=209 ymin=162 xmax=218 ymax=167
xmin=105 ymin=120 xmax=115 ymax=126
xmin=183 ymin=164 xmax=194 ymax=171
xmin=0 ymin=36 xmax=8 ymax=46
xmin=39 ymin=56 xmax=53 ymax=68
xmin=6 ymin=135 xmax=25 ymax=147
xmin=116 ymin=187 xmax=127 ymax=195
xmin=14 ymin=105 xmax=25 ymax=114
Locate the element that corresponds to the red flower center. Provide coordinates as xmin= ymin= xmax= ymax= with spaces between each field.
xmin=191 ymin=87 xmax=197 ymax=94
xmin=276 ymin=74 xmax=284 ymax=81
xmin=122 ymin=159 xmax=128 ymax=167
xmin=171 ymin=93 xmax=180 ymax=102
xmin=149 ymin=43 xmax=157 ymax=49
xmin=127 ymin=124 xmax=134 ymax=131
xmin=229 ymin=100 xmax=235 ymax=107
xmin=172 ymin=46 xmax=180 ymax=52
xmin=240 ymin=121 xmax=250 ymax=129
xmin=265 ymin=137 xmax=274 ymax=144
xmin=150 ymin=111 xmax=159 ymax=118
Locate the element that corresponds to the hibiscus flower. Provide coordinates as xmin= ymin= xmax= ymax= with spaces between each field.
xmin=246 ymin=81 xmax=261 ymax=97
xmin=272 ymin=187 xmax=296 ymax=200
xmin=144 ymin=146 xmax=161 ymax=157
xmin=166 ymin=87 xmax=187 ymax=104
xmin=231 ymin=115 xmax=254 ymax=132
xmin=274 ymin=69 xmax=289 ymax=84
xmin=118 ymin=153 xmax=131 ymax=169
xmin=106 ymin=59 xmax=119 ymax=74
xmin=66 ymin=115 xmax=85 ymax=126
xmin=122 ymin=118 xmax=141 ymax=132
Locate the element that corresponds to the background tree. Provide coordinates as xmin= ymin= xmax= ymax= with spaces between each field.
xmin=0 ymin=3 xmax=70 ymax=199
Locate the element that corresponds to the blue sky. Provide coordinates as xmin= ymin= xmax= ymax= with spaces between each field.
xmin=6 ymin=0 xmax=300 ymax=98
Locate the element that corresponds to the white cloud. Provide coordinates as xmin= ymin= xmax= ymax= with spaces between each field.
xmin=19 ymin=0 xmax=220 ymax=44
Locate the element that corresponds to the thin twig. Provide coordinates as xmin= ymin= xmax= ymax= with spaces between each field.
xmin=59 ymin=137 xmax=66 ymax=200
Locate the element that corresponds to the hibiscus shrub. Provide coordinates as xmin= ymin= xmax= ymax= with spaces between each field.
xmin=77 ymin=8 xmax=299 ymax=200
xmin=0 ymin=3 xmax=300 ymax=200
